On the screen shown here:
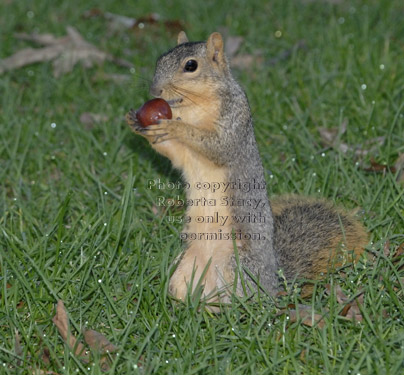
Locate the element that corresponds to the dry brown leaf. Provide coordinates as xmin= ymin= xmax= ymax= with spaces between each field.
xmin=15 ymin=330 xmax=23 ymax=367
xmin=225 ymin=36 xmax=244 ymax=58
xmin=104 ymin=11 xmax=137 ymax=28
xmin=0 ymin=46 xmax=62 ymax=72
xmin=325 ymin=284 xmax=348 ymax=304
xmin=0 ymin=26 xmax=133 ymax=77
xmin=216 ymin=28 xmax=262 ymax=71
xmin=363 ymin=158 xmax=396 ymax=173
xmin=393 ymin=243 xmax=404 ymax=272
xmin=384 ymin=240 xmax=391 ymax=257
xmin=289 ymin=309 xmax=326 ymax=328
xmin=398 ymin=278 xmax=404 ymax=291
xmin=318 ymin=124 xmax=345 ymax=144
xmin=278 ymin=304 xmax=326 ymax=328
xmin=41 ymin=347 xmax=51 ymax=366
xmin=84 ymin=330 xmax=117 ymax=371
xmin=82 ymin=8 xmax=104 ymax=19
xmin=276 ymin=290 xmax=289 ymax=297
xmin=225 ymin=33 xmax=306 ymax=70
xmin=52 ymin=300 xmax=88 ymax=359
xmin=52 ymin=300 xmax=117 ymax=371
xmin=151 ymin=205 xmax=159 ymax=216
xmin=231 ymin=54 xmax=264 ymax=70
xmin=394 ymin=153 xmax=404 ymax=184
xmin=79 ymin=112 xmax=96 ymax=128
xmin=393 ymin=242 xmax=404 ymax=260
xmin=14 ymin=32 xmax=63 ymax=45
xmin=344 ymin=295 xmax=364 ymax=322
xmin=92 ymin=71 xmax=131 ymax=83
xmin=135 ymin=13 xmax=183 ymax=33
xmin=83 ymin=9 xmax=183 ymax=34
xmin=84 ymin=330 xmax=117 ymax=354
xmin=324 ymin=284 xmax=364 ymax=322
xmin=268 ymin=40 xmax=307 ymax=66
xmin=13 ymin=332 xmax=57 ymax=374
xmin=318 ymin=122 xmax=385 ymax=157
xmin=299 ymin=348 xmax=307 ymax=363
xmin=79 ymin=112 xmax=108 ymax=128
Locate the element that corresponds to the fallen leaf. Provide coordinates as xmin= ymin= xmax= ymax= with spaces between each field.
xmin=104 ymin=11 xmax=137 ymax=28
xmin=79 ymin=112 xmax=108 ymax=128
xmin=219 ymin=26 xmax=306 ymax=70
xmin=267 ymin=40 xmax=307 ymax=66
xmin=383 ymin=240 xmax=391 ymax=257
xmin=133 ymin=13 xmax=184 ymax=33
xmin=324 ymin=284 xmax=364 ymax=322
xmin=344 ymin=294 xmax=364 ymax=322
xmin=231 ymin=54 xmax=264 ymax=70
xmin=92 ymin=71 xmax=131 ymax=83
xmin=84 ymin=330 xmax=117 ymax=353
xmin=276 ymin=290 xmax=289 ymax=297
xmin=151 ymin=205 xmax=159 ymax=216
xmin=393 ymin=242 xmax=404 ymax=260
xmin=135 ymin=13 xmax=161 ymax=25
xmin=225 ymin=35 xmax=244 ymax=58
xmin=15 ymin=330 xmax=23 ymax=367
xmin=52 ymin=300 xmax=88 ymax=359
xmin=83 ymin=9 xmax=183 ymax=34
xmin=84 ymin=330 xmax=117 ymax=371
xmin=394 ymin=153 xmax=404 ymax=184
xmin=82 ymin=8 xmax=104 ymax=19
xmin=52 ymin=300 xmax=117 ymax=371
xmin=41 ymin=347 xmax=51 ymax=366
xmin=289 ymin=309 xmax=326 ymax=328
xmin=393 ymin=242 xmax=404 ymax=272
xmin=363 ymin=158 xmax=396 ymax=173
xmin=299 ymin=348 xmax=307 ymax=363
xmin=318 ymin=121 xmax=385 ymax=157
xmin=15 ymin=32 xmax=62 ymax=45
xmin=79 ymin=113 xmax=95 ymax=127
xmin=0 ymin=26 xmax=133 ymax=77
xmin=318 ymin=123 xmax=345 ymax=144
xmin=0 ymin=46 xmax=60 ymax=72
xmin=277 ymin=304 xmax=326 ymax=328
xmin=325 ymin=284 xmax=348 ymax=304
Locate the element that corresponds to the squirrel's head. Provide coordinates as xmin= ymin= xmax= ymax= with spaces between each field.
xmin=150 ymin=32 xmax=231 ymax=109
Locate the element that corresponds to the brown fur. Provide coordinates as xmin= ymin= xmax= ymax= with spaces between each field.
xmin=271 ymin=195 xmax=368 ymax=280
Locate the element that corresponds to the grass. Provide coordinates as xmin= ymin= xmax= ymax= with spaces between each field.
xmin=1 ymin=0 xmax=403 ymax=373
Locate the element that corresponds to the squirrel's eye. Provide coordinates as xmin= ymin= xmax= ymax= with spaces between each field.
xmin=184 ymin=59 xmax=198 ymax=72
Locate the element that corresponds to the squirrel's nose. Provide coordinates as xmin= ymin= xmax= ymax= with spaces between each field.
xmin=150 ymin=85 xmax=162 ymax=97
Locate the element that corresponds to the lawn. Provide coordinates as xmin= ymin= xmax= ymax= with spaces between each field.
xmin=1 ymin=0 xmax=403 ymax=374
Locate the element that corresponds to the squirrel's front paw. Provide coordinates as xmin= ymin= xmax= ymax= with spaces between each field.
xmin=125 ymin=109 xmax=169 ymax=143
xmin=141 ymin=119 xmax=177 ymax=144
xmin=125 ymin=109 xmax=143 ymax=133
xmin=126 ymin=112 xmax=183 ymax=144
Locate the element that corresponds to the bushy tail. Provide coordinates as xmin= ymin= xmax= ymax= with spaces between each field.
xmin=271 ymin=195 xmax=368 ymax=289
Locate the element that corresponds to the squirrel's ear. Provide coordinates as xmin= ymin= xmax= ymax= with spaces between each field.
xmin=177 ymin=31 xmax=189 ymax=45
xmin=206 ymin=32 xmax=226 ymax=67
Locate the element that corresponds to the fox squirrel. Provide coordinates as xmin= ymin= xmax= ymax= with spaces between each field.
xmin=126 ymin=32 xmax=368 ymax=306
